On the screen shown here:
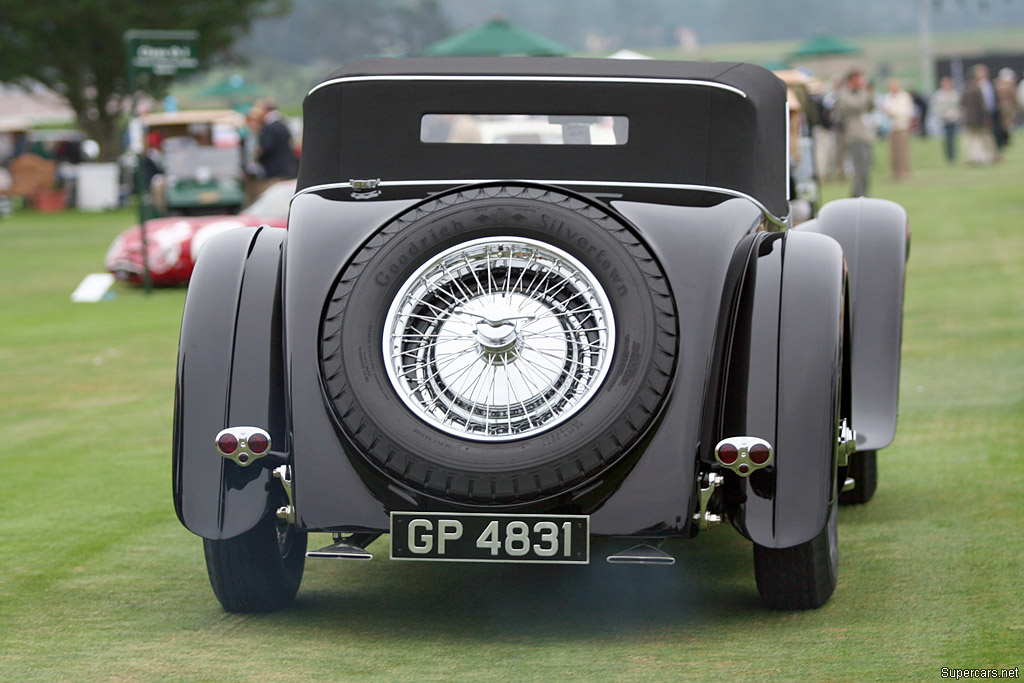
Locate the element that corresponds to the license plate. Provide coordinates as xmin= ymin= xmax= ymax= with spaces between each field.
xmin=390 ymin=512 xmax=589 ymax=564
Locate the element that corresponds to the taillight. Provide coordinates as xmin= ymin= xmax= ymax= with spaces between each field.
xmin=714 ymin=437 xmax=773 ymax=477
xmin=248 ymin=432 xmax=269 ymax=455
xmin=748 ymin=443 xmax=771 ymax=465
xmin=214 ymin=427 xmax=272 ymax=467
xmin=216 ymin=433 xmax=238 ymax=455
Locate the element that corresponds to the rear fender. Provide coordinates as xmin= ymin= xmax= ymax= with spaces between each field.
xmin=794 ymin=197 xmax=908 ymax=450
xmin=173 ymin=225 xmax=287 ymax=540
xmin=720 ymin=231 xmax=844 ymax=548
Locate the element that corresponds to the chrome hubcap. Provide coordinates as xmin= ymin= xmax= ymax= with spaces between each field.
xmin=384 ymin=237 xmax=615 ymax=442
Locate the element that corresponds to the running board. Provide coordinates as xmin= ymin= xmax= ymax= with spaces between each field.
xmin=606 ymin=543 xmax=675 ymax=565
xmin=307 ymin=533 xmax=379 ymax=560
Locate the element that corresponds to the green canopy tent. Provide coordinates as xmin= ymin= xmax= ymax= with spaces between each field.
xmin=788 ymin=33 xmax=863 ymax=59
xmin=424 ymin=18 xmax=570 ymax=57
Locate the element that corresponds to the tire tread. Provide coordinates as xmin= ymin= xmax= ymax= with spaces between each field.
xmin=203 ymin=513 xmax=307 ymax=613
xmin=753 ymin=515 xmax=837 ymax=610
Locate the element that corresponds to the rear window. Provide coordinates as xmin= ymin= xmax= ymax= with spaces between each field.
xmin=421 ymin=114 xmax=628 ymax=145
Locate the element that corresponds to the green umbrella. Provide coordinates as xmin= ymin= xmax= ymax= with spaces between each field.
xmin=424 ymin=18 xmax=570 ymax=57
xmin=788 ymin=33 xmax=862 ymax=59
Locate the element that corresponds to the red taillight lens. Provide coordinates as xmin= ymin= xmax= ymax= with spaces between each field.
xmin=749 ymin=443 xmax=771 ymax=465
xmin=248 ymin=433 xmax=269 ymax=454
xmin=717 ymin=443 xmax=738 ymax=465
xmin=216 ymin=433 xmax=238 ymax=454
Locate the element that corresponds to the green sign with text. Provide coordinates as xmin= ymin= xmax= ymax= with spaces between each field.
xmin=124 ymin=30 xmax=199 ymax=78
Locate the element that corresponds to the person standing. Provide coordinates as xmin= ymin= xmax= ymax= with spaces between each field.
xmin=836 ymin=69 xmax=875 ymax=198
xmin=257 ymin=98 xmax=298 ymax=183
xmin=931 ymin=76 xmax=961 ymax=163
xmin=961 ymin=64 xmax=997 ymax=165
xmin=994 ymin=68 xmax=1019 ymax=148
xmin=812 ymin=81 xmax=841 ymax=182
xmin=241 ymin=104 xmax=265 ymax=203
xmin=882 ymin=78 xmax=914 ymax=180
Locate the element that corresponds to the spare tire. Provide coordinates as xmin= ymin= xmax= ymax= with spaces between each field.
xmin=320 ymin=185 xmax=677 ymax=503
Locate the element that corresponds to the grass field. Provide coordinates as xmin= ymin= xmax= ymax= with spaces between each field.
xmin=1 ymin=135 xmax=1022 ymax=681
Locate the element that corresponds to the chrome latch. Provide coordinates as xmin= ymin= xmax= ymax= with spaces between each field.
xmin=694 ymin=472 xmax=725 ymax=530
xmin=274 ymin=465 xmax=295 ymax=523
xmin=837 ymin=419 xmax=856 ymax=468
xmin=349 ymin=178 xmax=380 ymax=199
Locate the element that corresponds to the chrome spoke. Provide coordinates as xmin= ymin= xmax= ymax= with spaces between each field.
xmin=384 ymin=237 xmax=615 ymax=442
xmin=522 ymin=333 xmax=608 ymax=351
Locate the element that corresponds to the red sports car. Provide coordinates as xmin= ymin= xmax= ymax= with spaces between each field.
xmin=105 ymin=180 xmax=294 ymax=286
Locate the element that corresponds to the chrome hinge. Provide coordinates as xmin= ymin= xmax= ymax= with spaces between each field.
xmin=274 ymin=465 xmax=295 ymax=523
xmin=693 ymin=472 xmax=725 ymax=530
xmin=349 ymin=178 xmax=380 ymax=199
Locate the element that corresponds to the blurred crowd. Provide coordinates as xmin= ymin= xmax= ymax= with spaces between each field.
xmin=143 ymin=96 xmax=299 ymax=207
xmin=809 ymin=64 xmax=1022 ymax=198
xmin=241 ymin=97 xmax=299 ymax=202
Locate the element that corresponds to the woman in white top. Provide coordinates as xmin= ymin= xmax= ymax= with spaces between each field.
xmin=882 ymin=78 xmax=915 ymax=179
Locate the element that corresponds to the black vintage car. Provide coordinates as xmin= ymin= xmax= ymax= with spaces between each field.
xmin=174 ymin=58 xmax=908 ymax=613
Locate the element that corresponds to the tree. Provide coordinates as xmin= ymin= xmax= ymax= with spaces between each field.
xmin=0 ymin=0 xmax=289 ymax=160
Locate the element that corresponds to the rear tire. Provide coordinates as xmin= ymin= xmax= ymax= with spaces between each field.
xmin=753 ymin=481 xmax=838 ymax=610
xmin=319 ymin=185 xmax=677 ymax=503
xmin=203 ymin=508 xmax=307 ymax=613
xmin=840 ymin=450 xmax=878 ymax=505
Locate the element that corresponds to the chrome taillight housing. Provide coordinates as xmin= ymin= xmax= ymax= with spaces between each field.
xmin=215 ymin=426 xmax=272 ymax=466
xmin=714 ymin=436 xmax=774 ymax=477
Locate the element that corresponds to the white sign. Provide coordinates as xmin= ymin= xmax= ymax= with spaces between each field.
xmin=71 ymin=274 xmax=116 ymax=302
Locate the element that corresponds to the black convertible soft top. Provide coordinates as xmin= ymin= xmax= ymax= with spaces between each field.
xmin=298 ymin=57 xmax=789 ymax=219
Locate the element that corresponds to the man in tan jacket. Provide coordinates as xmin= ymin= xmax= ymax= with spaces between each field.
xmin=837 ymin=69 xmax=876 ymax=197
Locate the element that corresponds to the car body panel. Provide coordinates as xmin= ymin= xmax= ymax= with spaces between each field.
xmin=174 ymin=225 xmax=286 ymax=539
xmin=794 ymin=198 xmax=908 ymax=451
xmin=769 ymin=231 xmax=844 ymax=546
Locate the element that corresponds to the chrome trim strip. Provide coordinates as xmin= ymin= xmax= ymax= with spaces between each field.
xmin=293 ymin=179 xmax=787 ymax=227
xmin=308 ymin=74 xmax=747 ymax=98
xmin=605 ymin=543 xmax=676 ymax=564
xmin=785 ymin=99 xmax=792 ymax=202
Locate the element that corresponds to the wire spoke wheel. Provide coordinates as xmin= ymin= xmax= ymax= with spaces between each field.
xmin=384 ymin=237 xmax=615 ymax=441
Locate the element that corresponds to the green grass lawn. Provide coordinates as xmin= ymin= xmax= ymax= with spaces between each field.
xmin=1 ymin=135 xmax=1022 ymax=681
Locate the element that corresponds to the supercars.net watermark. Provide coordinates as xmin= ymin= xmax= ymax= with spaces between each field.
xmin=941 ymin=668 xmax=1019 ymax=680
